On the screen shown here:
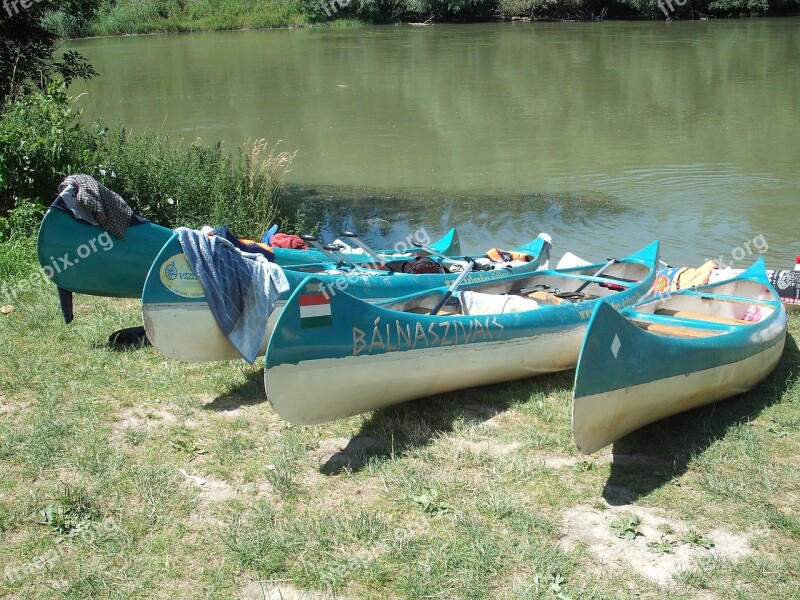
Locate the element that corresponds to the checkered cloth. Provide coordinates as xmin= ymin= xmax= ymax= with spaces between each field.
xmin=59 ymin=175 xmax=133 ymax=240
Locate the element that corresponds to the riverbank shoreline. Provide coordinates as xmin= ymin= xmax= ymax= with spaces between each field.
xmin=68 ymin=13 xmax=800 ymax=41
xmin=63 ymin=0 xmax=800 ymax=39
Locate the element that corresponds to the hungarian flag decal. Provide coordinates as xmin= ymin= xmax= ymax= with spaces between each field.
xmin=299 ymin=283 xmax=332 ymax=328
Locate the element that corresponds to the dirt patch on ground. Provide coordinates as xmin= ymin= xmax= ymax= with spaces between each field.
xmin=310 ymin=437 xmax=384 ymax=474
xmin=110 ymin=406 xmax=183 ymax=441
xmin=450 ymin=438 xmax=521 ymax=457
xmin=240 ymin=582 xmax=343 ymax=600
xmin=531 ymin=453 xmax=579 ymax=469
xmin=178 ymin=468 xmax=273 ymax=506
xmin=560 ymin=503 xmax=755 ymax=585
xmin=0 ymin=392 xmax=32 ymax=419
xmin=460 ymin=403 xmax=510 ymax=427
xmin=595 ymin=449 xmax=676 ymax=466
xmin=525 ymin=450 xmax=676 ymax=471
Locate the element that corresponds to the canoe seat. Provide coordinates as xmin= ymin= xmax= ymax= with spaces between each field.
xmin=525 ymin=291 xmax=567 ymax=305
xmin=654 ymin=309 xmax=749 ymax=326
xmin=631 ymin=320 xmax=721 ymax=338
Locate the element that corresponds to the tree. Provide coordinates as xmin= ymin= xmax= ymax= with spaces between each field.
xmin=1 ymin=1 xmax=100 ymax=106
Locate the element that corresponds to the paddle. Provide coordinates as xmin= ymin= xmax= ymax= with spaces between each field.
xmin=513 ymin=283 xmax=551 ymax=295
xmin=301 ymin=234 xmax=360 ymax=269
xmin=573 ymin=258 xmax=619 ymax=295
xmin=338 ymin=230 xmax=399 ymax=272
xmin=323 ymin=244 xmax=365 ymax=269
xmin=412 ymin=240 xmax=450 ymax=261
xmin=430 ymin=259 xmax=476 ymax=316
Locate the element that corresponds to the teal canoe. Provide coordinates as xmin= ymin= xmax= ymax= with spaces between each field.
xmin=272 ymin=227 xmax=461 ymax=267
xmin=36 ymin=204 xmax=173 ymax=298
xmin=37 ymin=197 xmax=461 ymax=298
xmin=263 ymin=241 xmax=660 ymax=425
xmin=572 ymin=258 xmax=787 ymax=454
xmin=142 ymin=232 xmax=553 ymax=362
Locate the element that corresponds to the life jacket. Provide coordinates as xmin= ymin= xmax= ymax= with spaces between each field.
xmin=486 ymin=248 xmax=533 ymax=263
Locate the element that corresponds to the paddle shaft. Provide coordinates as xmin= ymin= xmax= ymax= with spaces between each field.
xmin=323 ymin=244 xmax=364 ymax=270
xmin=430 ymin=260 xmax=475 ymax=316
xmin=301 ymin=235 xmax=359 ymax=269
xmin=412 ymin=240 xmax=451 ymax=262
xmin=574 ymin=259 xmax=619 ymax=294
xmin=339 ymin=232 xmax=398 ymax=272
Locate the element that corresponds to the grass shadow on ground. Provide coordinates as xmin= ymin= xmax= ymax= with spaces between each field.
xmin=318 ymin=370 xmax=574 ymax=475
xmin=202 ymin=367 xmax=269 ymax=411
xmin=603 ymin=329 xmax=800 ymax=505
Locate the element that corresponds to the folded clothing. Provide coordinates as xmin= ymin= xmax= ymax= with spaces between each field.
xmin=486 ymin=248 xmax=533 ymax=263
xmin=654 ymin=260 xmax=718 ymax=293
xmin=271 ymin=233 xmax=307 ymax=250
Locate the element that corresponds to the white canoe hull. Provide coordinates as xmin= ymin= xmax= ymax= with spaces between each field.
xmin=265 ymin=326 xmax=585 ymax=425
xmin=572 ymin=322 xmax=786 ymax=455
xmin=142 ymin=301 xmax=284 ymax=362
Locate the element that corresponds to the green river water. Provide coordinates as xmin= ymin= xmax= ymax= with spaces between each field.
xmin=69 ymin=20 xmax=799 ymax=267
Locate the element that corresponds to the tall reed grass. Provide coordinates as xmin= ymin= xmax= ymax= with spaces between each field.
xmin=0 ymin=86 xmax=295 ymax=243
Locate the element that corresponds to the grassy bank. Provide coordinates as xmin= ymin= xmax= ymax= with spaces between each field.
xmin=0 ymin=87 xmax=295 ymax=245
xmin=0 ymin=253 xmax=798 ymax=598
xmin=75 ymin=0 xmax=317 ymax=36
xmin=49 ymin=0 xmax=800 ymax=38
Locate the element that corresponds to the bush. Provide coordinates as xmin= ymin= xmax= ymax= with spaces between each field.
xmin=0 ymin=84 xmax=93 ymax=215
xmin=0 ymin=86 xmax=294 ymax=241
xmin=1 ymin=1 xmax=98 ymax=102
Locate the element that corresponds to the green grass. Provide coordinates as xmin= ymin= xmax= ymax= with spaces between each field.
xmin=1 ymin=263 xmax=799 ymax=597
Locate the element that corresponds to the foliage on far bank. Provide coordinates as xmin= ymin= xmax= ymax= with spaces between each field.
xmin=0 ymin=86 xmax=294 ymax=241
xmin=54 ymin=0 xmax=316 ymax=36
xmin=47 ymin=0 xmax=800 ymax=38
xmin=495 ymin=0 xmax=798 ymax=20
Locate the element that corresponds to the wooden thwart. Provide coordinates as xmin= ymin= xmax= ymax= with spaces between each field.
xmin=631 ymin=319 xmax=721 ymax=338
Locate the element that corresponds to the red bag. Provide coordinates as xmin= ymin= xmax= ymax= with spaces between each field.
xmin=271 ymin=233 xmax=307 ymax=250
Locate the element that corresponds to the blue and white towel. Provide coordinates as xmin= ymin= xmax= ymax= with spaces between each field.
xmin=177 ymin=227 xmax=289 ymax=363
